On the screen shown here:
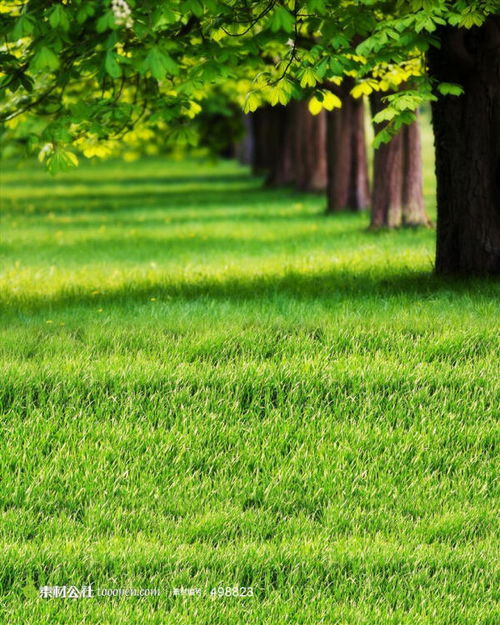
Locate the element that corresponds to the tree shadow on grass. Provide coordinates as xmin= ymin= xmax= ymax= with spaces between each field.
xmin=2 ymin=186 xmax=305 ymax=217
xmin=7 ymin=209 xmax=327 ymax=231
xmin=1 ymin=172 xmax=255 ymax=190
xmin=2 ymin=229 xmax=365 ymax=259
xmin=3 ymin=268 xmax=499 ymax=317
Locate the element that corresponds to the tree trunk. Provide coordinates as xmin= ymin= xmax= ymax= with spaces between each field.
xmin=370 ymin=91 xmax=404 ymax=227
xmin=267 ymin=105 xmax=295 ymax=187
xmin=291 ymin=100 xmax=327 ymax=192
xmin=251 ymin=106 xmax=283 ymax=176
xmin=250 ymin=102 xmax=327 ymax=190
xmin=326 ymin=79 xmax=370 ymax=212
xmin=428 ymin=20 xmax=500 ymax=275
xmin=370 ymin=93 xmax=429 ymax=228
xmin=402 ymin=115 xmax=429 ymax=227
xmin=236 ymin=114 xmax=254 ymax=165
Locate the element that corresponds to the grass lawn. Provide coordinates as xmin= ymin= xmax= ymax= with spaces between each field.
xmin=0 ymin=149 xmax=499 ymax=623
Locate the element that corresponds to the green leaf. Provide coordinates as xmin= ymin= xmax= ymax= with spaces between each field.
xmin=330 ymin=34 xmax=349 ymax=49
xmin=270 ymin=7 xmax=295 ymax=33
xmin=267 ymin=84 xmax=290 ymax=106
xmin=415 ymin=13 xmax=437 ymax=33
xmin=373 ymin=107 xmax=397 ymax=124
xmin=77 ymin=4 xmax=95 ymax=24
xmin=142 ymin=47 xmax=179 ymax=81
xmin=12 ymin=15 xmax=35 ymax=39
xmin=243 ymin=92 xmax=260 ymax=113
xmin=161 ymin=52 xmax=179 ymax=76
xmin=182 ymin=0 xmax=204 ymax=18
xmin=105 ymin=51 xmax=121 ymax=78
xmin=373 ymin=128 xmax=393 ymax=149
xmin=394 ymin=110 xmax=417 ymax=129
xmin=169 ymin=125 xmax=198 ymax=146
xmin=458 ymin=13 xmax=484 ymax=28
xmin=153 ymin=7 xmax=178 ymax=30
xmin=104 ymin=32 xmax=119 ymax=50
xmin=96 ymin=11 xmax=116 ymax=33
xmin=42 ymin=146 xmax=79 ymax=175
xmin=299 ymin=68 xmax=318 ymax=88
xmin=49 ymin=5 xmax=70 ymax=32
xmin=306 ymin=0 xmax=326 ymax=14
xmin=30 ymin=47 xmax=60 ymax=72
xmin=437 ymin=82 xmax=464 ymax=96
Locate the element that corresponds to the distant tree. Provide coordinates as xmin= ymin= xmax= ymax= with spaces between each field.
xmin=235 ymin=114 xmax=254 ymax=165
xmin=250 ymin=102 xmax=327 ymax=191
xmin=325 ymin=79 xmax=370 ymax=213
xmin=371 ymin=94 xmax=429 ymax=228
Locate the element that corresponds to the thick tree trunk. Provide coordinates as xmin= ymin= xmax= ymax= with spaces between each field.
xmin=326 ymin=80 xmax=370 ymax=212
xmin=428 ymin=20 xmax=500 ymax=275
xmin=370 ymin=93 xmax=429 ymax=228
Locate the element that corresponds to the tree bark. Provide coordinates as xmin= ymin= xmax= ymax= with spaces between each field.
xmin=402 ymin=116 xmax=429 ymax=227
xmin=371 ymin=116 xmax=404 ymax=228
xmin=250 ymin=102 xmax=327 ymax=191
xmin=370 ymin=93 xmax=429 ymax=228
xmin=291 ymin=100 xmax=327 ymax=192
xmin=267 ymin=105 xmax=295 ymax=187
xmin=428 ymin=19 xmax=500 ymax=275
xmin=326 ymin=79 xmax=370 ymax=212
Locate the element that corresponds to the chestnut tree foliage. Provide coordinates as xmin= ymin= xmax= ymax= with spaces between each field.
xmin=0 ymin=0 xmax=495 ymax=170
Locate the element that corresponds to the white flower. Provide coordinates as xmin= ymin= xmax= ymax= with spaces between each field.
xmin=111 ymin=0 xmax=133 ymax=28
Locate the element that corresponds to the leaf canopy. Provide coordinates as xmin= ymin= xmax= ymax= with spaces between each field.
xmin=1 ymin=0 xmax=498 ymax=167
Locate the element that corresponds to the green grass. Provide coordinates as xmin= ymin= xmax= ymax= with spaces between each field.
xmin=0 ymin=148 xmax=499 ymax=624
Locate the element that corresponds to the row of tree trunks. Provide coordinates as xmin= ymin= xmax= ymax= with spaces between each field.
xmin=370 ymin=93 xmax=430 ymax=228
xmin=247 ymin=92 xmax=428 ymax=228
xmin=251 ymin=102 xmax=328 ymax=191
xmin=326 ymin=79 xmax=370 ymax=213
xmin=249 ymin=93 xmax=370 ymax=204
xmin=243 ymin=21 xmax=500 ymax=275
